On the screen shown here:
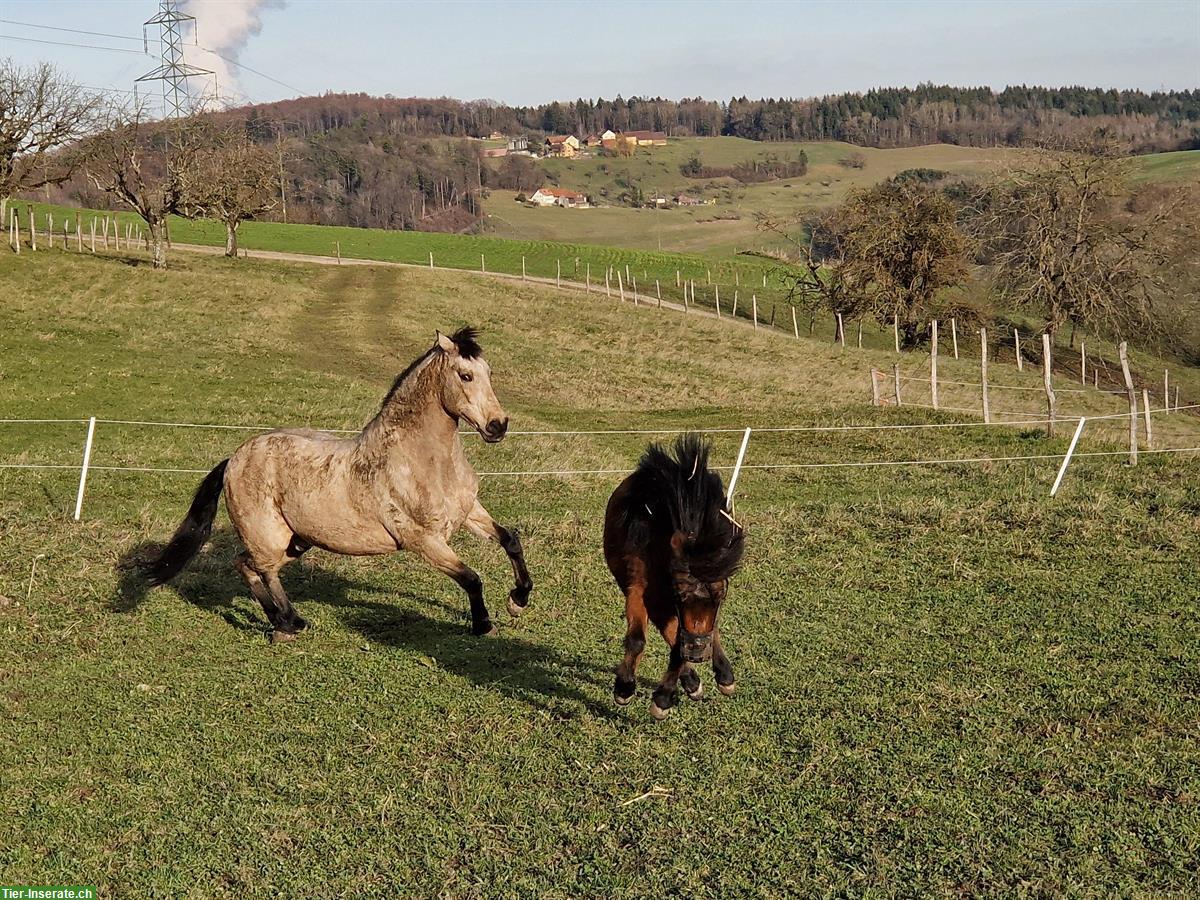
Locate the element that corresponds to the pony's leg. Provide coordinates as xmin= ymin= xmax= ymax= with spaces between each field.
xmin=464 ymin=501 xmax=533 ymax=617
xmin=679 ymin=663 xmax=704 ymax=701
xmin=649 ymin=618 xmax=685 ymax=720
xmin=614 ymin=585 xmax=648 ymax=706
xmin=712 ymin=627 xmax=736 ymax=696
xmin=234 ymin=552 xmax=307 ymax=640
xmin=415 ymin=537 xmax=496 ymax=637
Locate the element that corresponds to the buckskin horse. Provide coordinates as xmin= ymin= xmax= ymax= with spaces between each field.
xmin=603 ymin=434 xmax=745 ymax=719
xmin=143 ymin=327 xmax=533 ymax=641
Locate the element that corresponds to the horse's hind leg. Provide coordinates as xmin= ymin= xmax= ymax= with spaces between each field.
xmin=614 ymin=582 xmax=648 ymax=706
xmin=415 ymin=537 xmax=496 ymax=637
xmin=465 ymin=501 xmax=533 ymax=617
xmin=234 ymin=552 xmax=307 ymax=642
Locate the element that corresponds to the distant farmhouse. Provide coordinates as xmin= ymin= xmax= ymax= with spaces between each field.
xmin=623 ymin=130 xmax=668 ymax=146
xmin=543 ymin=135 xmax=581 ymax=158
xmin=528 ymin=187 xmax=588 ymax=208
xmin=583 ymin=130 xmax=616 ymax=148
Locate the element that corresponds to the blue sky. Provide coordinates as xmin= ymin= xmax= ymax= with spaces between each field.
xmin=2 ymin=0 xmax=1197 ymax=107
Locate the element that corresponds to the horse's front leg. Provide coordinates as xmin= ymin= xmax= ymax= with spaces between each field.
xmin=649 ymin=619 xmax=685 ymax=721
xmin=712 ymin=627 xmax=736 ymax=696
xmin=464 ymin=500 xmax=533 ymax=617
xmin=415 ymin=536 xmax=496 ymax=637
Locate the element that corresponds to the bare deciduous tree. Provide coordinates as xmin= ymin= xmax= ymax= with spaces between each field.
xmin=179 ymin=123 xmax=279 ymax=257
xmin=969 ymin=133 xmax=1189 ymax=341
xmin=82 ymin=102 xmax=201 ymax=269
xmin=0 ymin=59 xmax=100 ymax=201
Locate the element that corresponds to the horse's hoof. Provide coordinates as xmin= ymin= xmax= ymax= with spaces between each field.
xmin=270 ymin=629 xmax=298 ymax=644
xmin=649 ymin=701 xmax=671 ymax=721
xmin=687 ymin=682 xmax=705 ymax=701
xmin=614 ymin=692 xmax=634 ymax=707
xmin=717 ymin=681 xmax=736 ymax=697
xmin=507 ymin=596 xmax=526 ymax=618
xmin=473 ymin=623 xmax=499 ymax=638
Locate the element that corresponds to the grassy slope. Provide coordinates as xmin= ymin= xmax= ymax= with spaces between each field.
xmin=3 ymin=249 xmax=1200 ymax=896
xmin=486 ymin=138 xmax=1200 ymax=254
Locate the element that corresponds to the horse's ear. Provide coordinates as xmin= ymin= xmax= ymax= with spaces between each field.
xmin=436 ymin=331 xmax=458 ymax=355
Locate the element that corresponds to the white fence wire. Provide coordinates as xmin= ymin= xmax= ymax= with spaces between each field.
xmin=3 ymin=406 xmax=1200 ymax=520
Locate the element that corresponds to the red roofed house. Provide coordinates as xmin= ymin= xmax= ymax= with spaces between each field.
xmin=528 ymin=187 xmax=588 ymax=208
xmin=622 ymin=130 xmax=668 ymax=146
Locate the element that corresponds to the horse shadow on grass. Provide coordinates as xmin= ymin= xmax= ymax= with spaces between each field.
xmin=114 ymin=529 xmax=618 ymax=720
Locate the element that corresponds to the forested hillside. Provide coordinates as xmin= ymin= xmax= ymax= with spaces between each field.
xmin=242 ymin=85 xmax=1200 ymax=152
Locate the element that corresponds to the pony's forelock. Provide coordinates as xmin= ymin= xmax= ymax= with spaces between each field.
xmin=450 ymin=326 xmax=483 ymax=360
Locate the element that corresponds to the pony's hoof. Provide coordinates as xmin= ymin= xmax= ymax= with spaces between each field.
xmin=473 ymin=623 xmax=499 ymax=638
xmin=270 ymin=629 xmax=298 ymax=644
xmin=649 ymin=701 xmax=671 ymax=721
xmin=717 ymin=681 xmax=736 ymax=697
xmin=614 ymin=692 xmax=634 ymax=707
xmin=686 ymin=682 xmax=705 ymax=701
xmin=507 ymin=596 xmax=526 ymax=618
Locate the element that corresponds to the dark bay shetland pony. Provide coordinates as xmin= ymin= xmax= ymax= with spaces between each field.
xmin=144 ymin=327 xmax=533 ymax=640
xmin=604 ymin=435 xmax=745 ymax=720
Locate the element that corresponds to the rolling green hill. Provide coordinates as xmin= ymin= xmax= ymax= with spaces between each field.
xmin=3 ymin=247 xmax=1200 ymax=894
xmin=486 ymin=139 xmax=1200 ymax=254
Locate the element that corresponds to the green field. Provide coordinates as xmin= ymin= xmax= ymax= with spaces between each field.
xmin=3 ymin=246 xmax=1200 ymax=894
xmin=486 ymin=138 xmax=1200 ymax=254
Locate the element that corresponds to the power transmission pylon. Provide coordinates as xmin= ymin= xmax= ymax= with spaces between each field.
xmin=136 ymin=0 xmax=212 ymax=118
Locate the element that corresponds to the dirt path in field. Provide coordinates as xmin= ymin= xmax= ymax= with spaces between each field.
xmin=172 ymin=241 xmax=769 ymax=335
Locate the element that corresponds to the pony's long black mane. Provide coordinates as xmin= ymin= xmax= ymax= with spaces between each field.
xmin=382 ymin=326 xmax=483 ymax=407
xmin=622 ymin=434 xmax=744 ymax=582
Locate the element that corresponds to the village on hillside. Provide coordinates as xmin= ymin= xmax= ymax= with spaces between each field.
xmin=480 ymin=129 xmax=715 ymax=210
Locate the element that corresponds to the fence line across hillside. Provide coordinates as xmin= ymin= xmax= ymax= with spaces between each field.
xmin=4 ymin=406 xmax=1200 ymax=521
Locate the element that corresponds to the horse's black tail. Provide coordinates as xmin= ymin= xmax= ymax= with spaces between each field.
xmin=144 ymin=459 xmax=229 ymax=585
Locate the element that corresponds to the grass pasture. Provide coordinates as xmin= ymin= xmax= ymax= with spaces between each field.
xmin=3 ymin=248 xmax=1200 ymax=895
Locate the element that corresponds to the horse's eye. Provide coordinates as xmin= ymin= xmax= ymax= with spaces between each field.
xmin=460 ymin=372 xmax=473 ymax=382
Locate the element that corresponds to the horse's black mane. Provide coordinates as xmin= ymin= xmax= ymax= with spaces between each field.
xmin=622 ymin=434 xmax=744 ymax=582
xmin=382 ymin=326 xmax=483 ymax=407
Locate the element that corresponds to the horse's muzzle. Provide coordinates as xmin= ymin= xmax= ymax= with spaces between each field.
xmin=482 ymin=417 xmax=509 ymax=443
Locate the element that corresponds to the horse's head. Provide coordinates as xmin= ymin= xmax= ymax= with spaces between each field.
xmin=436 ymin=327 xmax=508 ymax=443
xmin=669 ymin=531 xmax=730 ymax=663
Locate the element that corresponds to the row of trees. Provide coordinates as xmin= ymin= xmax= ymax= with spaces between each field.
xmin=770 ymin=134 xmax=1197 ymax=351
xmin=237 ymin=86 xmax=1200 ymax=153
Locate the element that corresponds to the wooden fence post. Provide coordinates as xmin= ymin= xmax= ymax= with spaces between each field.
xmin=480 ymin=253 xmax=485 ymax=273
xmin=29 ymin=207 xmax=36 ymax=251
xmin=791 ymin=306 xmax=799 ymax=338
xmin=1014 ymin=327 xmax=1023 ymax=371
xmin=90 ymin=217 xmax=96 ymax=252
xmin=586 ymin=262 xmax=590 ymax=292
xmin=102 ymin=215 xmax=109 ymax=249
xmin=1164 ymin=370 xmax=1169 ymax=414
xmin=605 ymin=268 xmax=611 ymax=297
xmin=893 ymin=363 xmax=902 ymax=406
xmin=522 ymin=256 xmax=526 ymax=280
xmin=631 ymin=274 xmax=639 ymax=306
xmin=951 ymin=317 xmax=959 ymax=359
xmin=1174 ymin=385 xmax=1180 ymax=412
xmin=675 ymin=270 xmax=680 ymax=288
xmin=752 ymin=294 xmax=758 ymax=330
xmin=857 ymin=319 xmax=863 ymax=349
xmin=930 ymin=319 xmax=939 ymax=410
xmin=429 ymin=251 xmax=433 ymax=269
xmin=893 ymin=315 xmax=899 ymax=353
xmin=1142 ymin=388 xmax=1153 ymax=449
xmin=1119 ymin=341 xmax=1137 ymax=466
xmin=870 ymin=368 xmax=881 ymax=406
xmin=1042 ymin=333 xmax=1056 ymax=436
xmin=47 ymin=212 xmax=53 ymax=248
xmin=836 ymin=313 xmax=844 ymax=347
xmin=731 ymin=291 xmax=738 ymax=317
xmin=335 ymin=241 xmax=341 ymax=264
xmin=656 ymin=280 xmax=662 ymax=308
xmin=557 ymin=259 xmax=561 ymax=288
xmin=617 ymin=270 xmax=626 ymax=303
xmin=980 ymin=327 xmax=991 ymax=424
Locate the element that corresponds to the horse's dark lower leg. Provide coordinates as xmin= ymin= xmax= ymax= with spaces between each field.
xmin=680 ymin=664 xmax=704 ymax=701
xmin=712 ymin=629 xmax=736 ymax=696
xmin=495 ymin=524 xmax=533 ymax=615
xmin=419 ymin=538 xmax=495 ymax=636
xmin=614 ymin=608 xmax=647 ymax=705
xmin=650 ymin=644 xmax=685 ymax=721
xmin=466 ymin=503 xmax=532 ymax=617
xmin=234 ymin=553 xmax=306 ymax=639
